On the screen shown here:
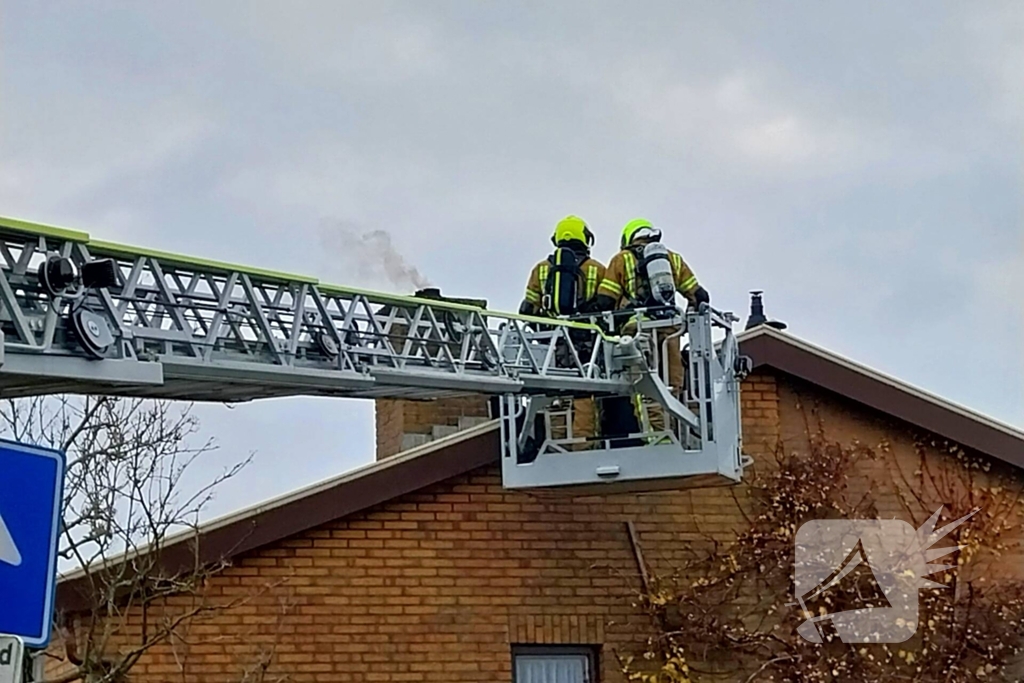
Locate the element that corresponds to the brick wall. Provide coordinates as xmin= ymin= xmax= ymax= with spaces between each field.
xmin=52 ymin=371 xmax=1024 ymax=682
xmin=739 ymin=371 xmax=780 ymax=458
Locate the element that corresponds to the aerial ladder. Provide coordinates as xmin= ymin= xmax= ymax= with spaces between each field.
xmin=0 ymin=216 xmax=753 ymax=492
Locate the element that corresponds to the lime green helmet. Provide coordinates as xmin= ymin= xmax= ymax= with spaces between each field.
xmin=621 ymin=218 xmax=662 ymax=249
xmin=552 ymin=215 xmax=595 ymax=247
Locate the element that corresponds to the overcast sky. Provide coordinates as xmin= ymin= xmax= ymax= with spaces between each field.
xmin=1 ymin=1 xmax=1021 ymax=520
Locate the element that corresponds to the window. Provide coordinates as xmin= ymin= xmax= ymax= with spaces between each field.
xmin=512 ymin=645 xmax=598 ymax=683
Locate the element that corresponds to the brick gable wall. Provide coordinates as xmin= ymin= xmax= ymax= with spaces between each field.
xmin=50 ymin=371 xmax=1023 ymax=682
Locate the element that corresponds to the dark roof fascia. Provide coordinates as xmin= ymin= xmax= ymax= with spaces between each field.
xmin=740 ymin=327 xmax=1024 ymax=468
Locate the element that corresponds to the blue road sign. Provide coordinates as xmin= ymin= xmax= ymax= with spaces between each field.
xmin=0 ymin=440 xmax=65 ymax=648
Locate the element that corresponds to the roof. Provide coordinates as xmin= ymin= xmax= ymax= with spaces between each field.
xmin=739 ymin=325 xmax=1024 ymax=467
xmin=57 ymin=325 xmax=1024 ymax=611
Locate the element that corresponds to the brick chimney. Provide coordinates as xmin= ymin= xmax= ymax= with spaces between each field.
xmin=373 ymin=288 xmax=493 ymax=460
xmin=375 ymin=396 xmax=492 ymax=459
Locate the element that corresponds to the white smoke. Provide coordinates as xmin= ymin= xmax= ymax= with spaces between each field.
xmin=319 ymin=220 xmax=432 ymax=291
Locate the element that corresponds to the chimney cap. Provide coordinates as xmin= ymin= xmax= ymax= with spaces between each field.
xmin=745 ymin=290 xmax=787 ymax=331
xmin=411 ymin=287 xmax=487 ymax=309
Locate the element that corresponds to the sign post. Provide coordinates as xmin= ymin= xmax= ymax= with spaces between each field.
xmin=0 ymin=636 xmax=24 ymax=683
xmin=0 ymin=440 xmax=66 ymax=649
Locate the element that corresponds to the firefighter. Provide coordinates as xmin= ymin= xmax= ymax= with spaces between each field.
xmin=519 ymin=215 xmax=604 ymax=318
xmin=594 ymin=218 xmax=710 ymax=313
xmin=593 ymin=218 xmax=711 ymax=441
xmin=518 ymin=215 xmax=606 ymax=450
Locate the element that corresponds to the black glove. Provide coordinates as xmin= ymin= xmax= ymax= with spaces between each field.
xmin=588 ymin=294 xmax=618 ymax=313
xmin=518 ymin=300 xmax=537 ymax=316
xmin=693 ymin=286 xmax=710 ymax=306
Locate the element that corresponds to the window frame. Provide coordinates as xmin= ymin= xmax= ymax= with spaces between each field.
xmin=511 ymin=644 xmax=600 ymax=683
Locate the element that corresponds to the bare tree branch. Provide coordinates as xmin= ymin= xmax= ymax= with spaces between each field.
xmin=0 ymin=395 xmax=264 ymax=683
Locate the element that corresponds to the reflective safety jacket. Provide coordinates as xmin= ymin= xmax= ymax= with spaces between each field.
xmin=522 ymin=256 xmax=605 ymax=317
xmin=597 ymin=247 xmax=699 ymax=308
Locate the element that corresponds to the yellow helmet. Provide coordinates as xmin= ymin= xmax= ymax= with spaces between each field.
xmin=552 ymin=215 xmax=594 ymax=247
xmin=621 ymin=218 xmax=662 ymax=249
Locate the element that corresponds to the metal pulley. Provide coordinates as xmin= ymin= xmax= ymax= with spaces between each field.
xmin=70 ymin=309 xmax=114 ymax=359
xmin=304 ymin=310 xmax=339 ymax=358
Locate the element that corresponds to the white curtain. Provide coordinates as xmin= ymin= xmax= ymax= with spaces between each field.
xmin=515 ymin=654 xmax=590 ymax=683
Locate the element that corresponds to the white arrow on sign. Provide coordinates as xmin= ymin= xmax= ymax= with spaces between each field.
xmin=0 ymin=511 xmax=22 ymax=567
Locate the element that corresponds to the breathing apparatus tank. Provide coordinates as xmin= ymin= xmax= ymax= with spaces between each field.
xmin=641 ymin=242 xmax=675 ymax=306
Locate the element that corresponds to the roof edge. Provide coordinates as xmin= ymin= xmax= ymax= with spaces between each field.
xmin=740 ymin=326 xmax=1024 ymax=469
xmin=189 ymin=418 xmax=500 ymax=540
xmin=739 ymin=325 xmax=1024 ymax=442
xmin=58 ymin=420 xmax=500 ymax=584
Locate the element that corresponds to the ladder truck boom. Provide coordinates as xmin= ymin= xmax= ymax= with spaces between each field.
xmin=0 ymin=216 xmax=752 ymax=491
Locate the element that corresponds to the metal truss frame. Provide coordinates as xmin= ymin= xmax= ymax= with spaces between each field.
xmin=0 ymin=220 xmax=630 ymax=401
xmin=0 ymin=217 xmax=752 ymax=492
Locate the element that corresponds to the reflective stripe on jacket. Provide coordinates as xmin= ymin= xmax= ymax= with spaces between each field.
xmin=524 ymin=257 xmax=606 ymax=315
